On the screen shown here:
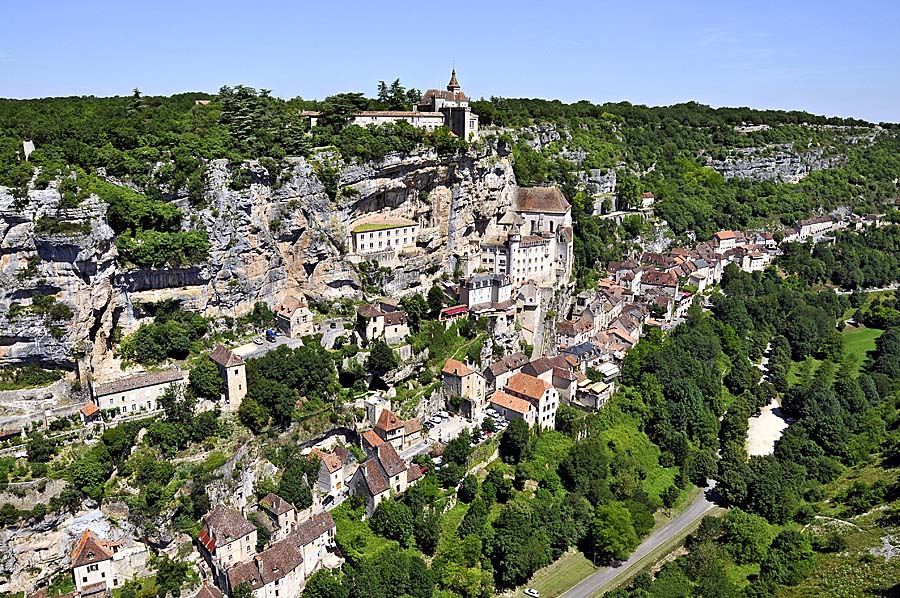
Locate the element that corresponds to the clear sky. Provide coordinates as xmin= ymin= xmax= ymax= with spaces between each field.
xmin=3 ymin=0 xmax=899 ymax=122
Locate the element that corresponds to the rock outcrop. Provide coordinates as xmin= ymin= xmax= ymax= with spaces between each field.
xmin=705 ymin=144 xmax=844 ymax=183
xmin=0 ymin=141 xmax=517 ymax=375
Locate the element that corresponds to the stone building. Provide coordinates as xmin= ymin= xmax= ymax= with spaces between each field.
xmin=71 ymin=530 xmax=114 ymax=595
xmin=459 ymin=273 xmax=513 ymax=308
xmin=258 ymin=493 xmax=298 ymax=544
xmin=274 ymin=296 xmax=314 ymax=338
xmin=208 ymin=345 xmax=246 ymax=412
xmin=226 ymin=536 xmax=305 ymax=598
xmin=350 ymin=443 xmax=423 ymax=517
xmin=199 ymin=506 xmax=258 ymax=588
xmin=503 ymin=372 xmax=559 ymax=431
xmin=350 ymin=216 xmax=419 ymax=256
xmin=355 ymin=304 xmax=409 ymax=346
xmin=308 ymin=447 xmax=352 ymax=495
xmin=90 ymin=369 xmax=184 ymax=419
xmin=441 ymin=358 xmax=487 ymax=421
xmin=416 ymin=69 xmax=479 ymax=140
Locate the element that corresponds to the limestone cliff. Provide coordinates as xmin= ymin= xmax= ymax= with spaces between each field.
xmin=0 ymin=141 xmax=517 ymax=374
xmin=705 ymin=144 xmax=844 ymax=183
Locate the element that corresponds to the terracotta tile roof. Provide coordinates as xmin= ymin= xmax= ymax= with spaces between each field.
xmin=80 ymin=402 xmax=100 ymax=417
xmin=362 ymin=429 xmax=385 ymax=449
xmin=487 ymin=352 xmax=529 ymax=378
xmin=375 ymin=443 xmax=407 ymax=477
xmin=504 ymin=372 xmax=552 ymax=401
xmin=310 ymin=448 xmax=343 ymax=473
xmin=209 ymin=344 xmax=244 ymax=368
xmin=227 ymin=560 xmax=262 ymax=591
xmin=557 ymin=318 xmax=593 ymax=337
xmin=642 ymin=192 xmax=655 ymax=198
xmin=294 ymin=511 xmax=335 ymax=546
xmin=92 ymin=369 xmax=183 ymax=398
xmin=515 ymin=187 xmax=570 ymax=214
xmin=490 ymin=391 xmax=533 ymax=415
xmin=333 ymin=445 xmax=351 ymax=463
xmin=71 ymin=530 xmax=113 ymax=568
xmin=641 ymin=270 xmax=677 ymax=287
xmin=275 ymin=296 xmax=308 ymax=315
xmin=375 ymin=409 xmax=406 ymax=433
xmin=80 ymin=582 xmax=107 ymax=597
xmin=202 ymin=505 xmax=255 ymax=549
xmin=259 ymin=493 xmax=294 ymax=517
xmin=713 ymin=230 xmax=742 ymax=240
xmin=442 ymin=358 xmax=475 ymax=377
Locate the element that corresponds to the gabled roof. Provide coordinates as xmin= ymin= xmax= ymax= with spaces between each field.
xmin=195 ymin=585 xmax=223 ymax=598
xmin=515 ymin=187 xmax=570 ymax=214
xmin=505 ymin=372 xmax=552 ymax=401
xmin=228 ymin=537 xmax=304 ymax=590
xmin=383 ymin=311 xmax=407 ymax=326
xmin=490 ymin=391 xmax=533 ymax=415
xmin=274 ymin=296 xmax=308 ymax=316
xmin=357 ymin=304 xmax=383 ymax=319
xmin=357 ymin=457 xmax=389 ymax=496
xmin=71 ymin=530 xmax=113 ymax=569
xmin=294 ymin=511 xmax=335 ymax=546
xmin=407 ymin=462 xmax=424 ymax=483
xmin=201 ymin=505 xmax=255 ymax=551
xmin=442 ymin=358 xmax=475 ymax=377
xmin=80 ymin=402 xmax=100 ymax=417
xmin=375 ymin=443 xmax=407 ymax=477
xmin=486 ymin=352 xmax=529 ymax=378
xmin=641 ymin=269 xmax=678 ymax=287
xmin=259 ymin=493 xmax=294 ymax=517
xmin=310 ymin=448 xmax=344 ymax=473
xmin=361 ymin=429 xmax=385 ymax=449
xmin=92 ymin=369 xmax=183 ymax=398
xmin=375 ymin=408 xmax=406 ymax=433
xmin=209 ymin=344 xmax=244 ymax=368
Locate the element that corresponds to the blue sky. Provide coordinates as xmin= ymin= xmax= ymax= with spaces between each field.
xmin=2 ymin=0 xmax=899 ymax=122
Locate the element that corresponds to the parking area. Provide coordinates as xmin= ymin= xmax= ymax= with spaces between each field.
xmin=425 ymin=413 xmax=476 ymax=444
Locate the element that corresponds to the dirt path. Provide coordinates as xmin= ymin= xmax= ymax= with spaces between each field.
xmin=745 ymin=398 xmax=789 ymax=456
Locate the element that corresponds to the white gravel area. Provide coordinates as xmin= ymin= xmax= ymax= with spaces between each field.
xmin=746 ymin=398 xmax=789 ymax=456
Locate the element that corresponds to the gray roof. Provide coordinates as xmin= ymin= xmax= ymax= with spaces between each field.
xmin=92 ymin=369 xmax=184 ymax=398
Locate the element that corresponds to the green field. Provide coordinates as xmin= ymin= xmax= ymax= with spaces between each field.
xmin=788 ymin=326 xmax=883 ymax=385
xmin=524 ymin=549 xmax=597 ymax=597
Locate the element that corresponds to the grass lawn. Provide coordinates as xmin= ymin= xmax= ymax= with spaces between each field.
xmin=524 ymin=549 xmax=597 ymax=598
xmin=352 ymin=222 xmax=408 ymax=233
xmin=435 ymin=500 xmax=470 ymax=554
xmin=841 ymin=326 xmax=883 ymax=374
xmin=331 ymin=502 xmax=396 ymax=562
xmin=788 ymin=325 xmax=884 ymax=385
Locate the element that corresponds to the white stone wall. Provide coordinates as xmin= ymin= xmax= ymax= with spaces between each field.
xmin=95 ymin=378 xmax=181 ymax=416
xmin=352 ymin=225 xmax=418 ymax=255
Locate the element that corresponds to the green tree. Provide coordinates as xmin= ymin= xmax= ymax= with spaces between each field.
xmin=760 ymin=530 xmax=814 ymax=586
xmin=720 ymin=508 xmax=772 ymax=564
xmin=427 ymin=284 xmax=445 ymax=317
xmin=367 ymin=340 xmax=399 ymax=375
xmin=302 ymin=569 xmax=347 ymax=598
xmin=400 ymin=293 xmax=428 ymax=332
xmin=370 ymin=499 xmax=414 ymax=545
xmin=588 ymin=502 xmax=639 ymax=564
xmin=458 ymin=475 xmax=479 ymax=503
xmin=499 ymin=418 xmax=531 ymax=464
xmin=152 ymin=555 xmax=189 ymax=598
xmin=238 ymin=396 xmax=269 ymax=432
xmin=232 ymin=582 xmax=254 ymax=598
xmin=189 ymin=355 xmax=223 ymax=399
xmin=278 ymin=462 xmax=313 ymax=510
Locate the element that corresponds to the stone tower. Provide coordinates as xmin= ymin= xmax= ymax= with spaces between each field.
xmin=208 ymin=345 xmax=247 ymax=411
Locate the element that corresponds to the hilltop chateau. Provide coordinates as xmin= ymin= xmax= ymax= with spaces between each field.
xmin=305 ymin=69 xmax=479 ymax=140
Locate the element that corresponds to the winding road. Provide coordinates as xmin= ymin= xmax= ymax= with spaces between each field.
xmin=560 ymin=482 xmax=718 ymax=598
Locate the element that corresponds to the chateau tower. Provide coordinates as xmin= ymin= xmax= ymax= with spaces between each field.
xmin=447 ymin=68 xmax=461 ymax=92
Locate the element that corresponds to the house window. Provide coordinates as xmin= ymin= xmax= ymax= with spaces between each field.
xmin=83 ymin=578 xmax=88 ymax=583
xmin=88 ymin=564 xmax=99 ymax=572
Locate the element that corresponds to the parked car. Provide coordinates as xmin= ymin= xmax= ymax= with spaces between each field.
xmin=323 ymin=495 xmax=335 ymax=506
xmin=525 ymin=589 xmax=540 ymax=598
xmin=429 ymin=415 xmax=442 ymax=425
xmin=486 ymin=408 xmax=499 ymax=418
xmin=253 ymin=337 xmax=264 ymax=345
xmin=438 ymin=410 xmax=450 ymax=419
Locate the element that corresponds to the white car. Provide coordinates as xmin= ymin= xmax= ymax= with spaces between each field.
xmin=524 ymin=589 xmax=540 ymax=598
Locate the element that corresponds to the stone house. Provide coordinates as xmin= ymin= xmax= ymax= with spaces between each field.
xmin=521 ymin=356 xmax=577 ymax=404
xmin=350 ymin=217 xmax=419 ymax=256
xmin=274 ymin=296 xmax=314 ymax=339
xmin=226 ymin=535 xmax=305 ymax=598
xmin=711 ymin=230 xmax=746 ymax=251
xmin=364 ymin=408 xmax=422 ymax=452
xmin=556 ymin=316 xmax=593 ymax=348
xmin=308 ymin=447 xmax=352 ymax=495
xmin=484 ymin=352 xmax=529 ymax=392
xmin=208 ymin=345 xmax=246 ymax=412
xmin=503 ymin=372 xmax=559 ymax=431
xmin=356 ymin=304 xmax=409 ymax=347
xmin=350 ymin=443 xmax=423 ymax=517
xmin=199 ymin=506 xmax=258 ymax=587
xmin=258 ymin=493 xmax=297 ymax=544
xmin=71 ymin=530 xmax=114 ymax=595
xmin=489 ymin=390 xmax=536 ymax=427
xmin=441 ymin=358 xmax=487 ymax=421
xmin=459 ymin=273 xmax=513 ymax=308
xmin=293 ymin=512 xmax=337 ymax=577
xmin=90 ymin=369 xmax=184 ymax=419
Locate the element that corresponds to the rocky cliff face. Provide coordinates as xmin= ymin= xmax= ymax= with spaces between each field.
xmin=0 ymin=142 xmax=517 ymax=373
xmin=705 ymin=144 xmax=845 ymax=183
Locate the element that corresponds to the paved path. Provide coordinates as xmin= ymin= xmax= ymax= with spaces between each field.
xmin=560 ymin=483 xmax=718 ymax=598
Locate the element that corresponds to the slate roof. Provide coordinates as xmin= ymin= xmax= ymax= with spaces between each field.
xmin=71 ymin=530 xmax=113 ymax=568
xmin=357 ymin=458 xmax=389 ymax=496
xmin=294 ymin=511 xmax=335 ymax=546
xmin=259 ymin=493 xmax=294 ymax=517
xmin=209 ymin=344 xmax=244 ymax=368
xmin=92 ymin=369 xmax=183 ymax=398
xmin=515 ymin=187 xmax=570 ymax=214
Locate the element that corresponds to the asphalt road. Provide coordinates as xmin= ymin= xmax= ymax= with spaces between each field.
xmin=560 ymin=482 xmax=718 ymax=598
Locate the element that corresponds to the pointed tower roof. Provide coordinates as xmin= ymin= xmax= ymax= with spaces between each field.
xmin=447 ymin=68 xmax=460 ymax=92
